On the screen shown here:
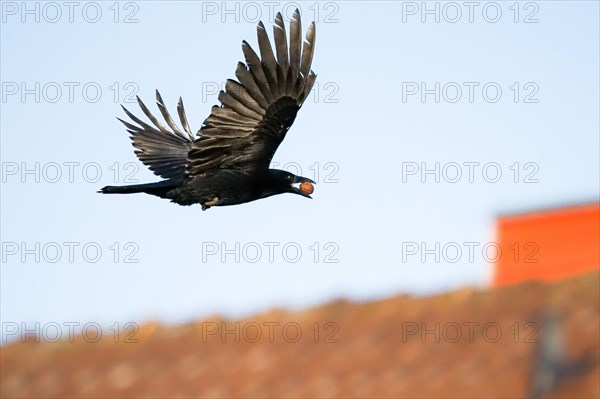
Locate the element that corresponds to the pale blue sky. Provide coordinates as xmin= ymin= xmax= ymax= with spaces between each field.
xmin=1 ymin=1 xmax=598 ymax=341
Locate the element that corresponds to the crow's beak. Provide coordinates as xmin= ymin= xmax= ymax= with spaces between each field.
xmin=291 ymin=176 xmax=315 ymax=198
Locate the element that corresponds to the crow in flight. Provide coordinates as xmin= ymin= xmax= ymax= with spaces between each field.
xmin=100 ymin=10 xmax=316 ymax=210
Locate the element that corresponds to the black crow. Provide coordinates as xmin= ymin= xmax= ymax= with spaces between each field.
xmin=100 ymin=10 xmax=316 ymax=210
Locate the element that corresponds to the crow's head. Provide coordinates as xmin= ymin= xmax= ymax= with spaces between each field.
xmin=267 ymin=169 xmax=316 ymax=199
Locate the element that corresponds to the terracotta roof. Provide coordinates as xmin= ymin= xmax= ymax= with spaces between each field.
xmin=2 ymin=271 xmax=598 ymax=398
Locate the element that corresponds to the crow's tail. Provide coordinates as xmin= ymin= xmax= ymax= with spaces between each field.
xmin=98 ymin=180 xmax=177 ymax=199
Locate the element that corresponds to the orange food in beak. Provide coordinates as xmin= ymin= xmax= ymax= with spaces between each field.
xmin=299 ymin=181 xmax=314 ymax=195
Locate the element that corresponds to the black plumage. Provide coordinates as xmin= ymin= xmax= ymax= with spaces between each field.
xmin=100 ymin=10 xmax=317 ymax=210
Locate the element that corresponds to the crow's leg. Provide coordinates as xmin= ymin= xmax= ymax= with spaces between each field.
xmin=201 ymin=197 xmax=220 ymax=211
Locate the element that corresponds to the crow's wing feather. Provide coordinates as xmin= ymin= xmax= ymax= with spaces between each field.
xmin=117 ymin=91 xmax=194 ymax=180
xmin=186 ymin=9 xmax=316 ymax=176
xmin=116 ymin=10 xmax=316 ymax=179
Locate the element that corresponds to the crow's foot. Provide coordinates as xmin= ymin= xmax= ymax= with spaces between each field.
xmin=201 ymin=197 xmax=220 ymax=211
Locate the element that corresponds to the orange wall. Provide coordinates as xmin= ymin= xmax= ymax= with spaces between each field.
xmin=493 ymin=203 xmax=600 ymax=286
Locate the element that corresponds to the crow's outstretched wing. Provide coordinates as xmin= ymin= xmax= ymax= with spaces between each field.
xmin=116 ymin=10 xmax=316 ymax=180
xmin=117 ymin=91 xmax=194 ymax=181
xmin=186 ymin=10 xmax=316 ymax=176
